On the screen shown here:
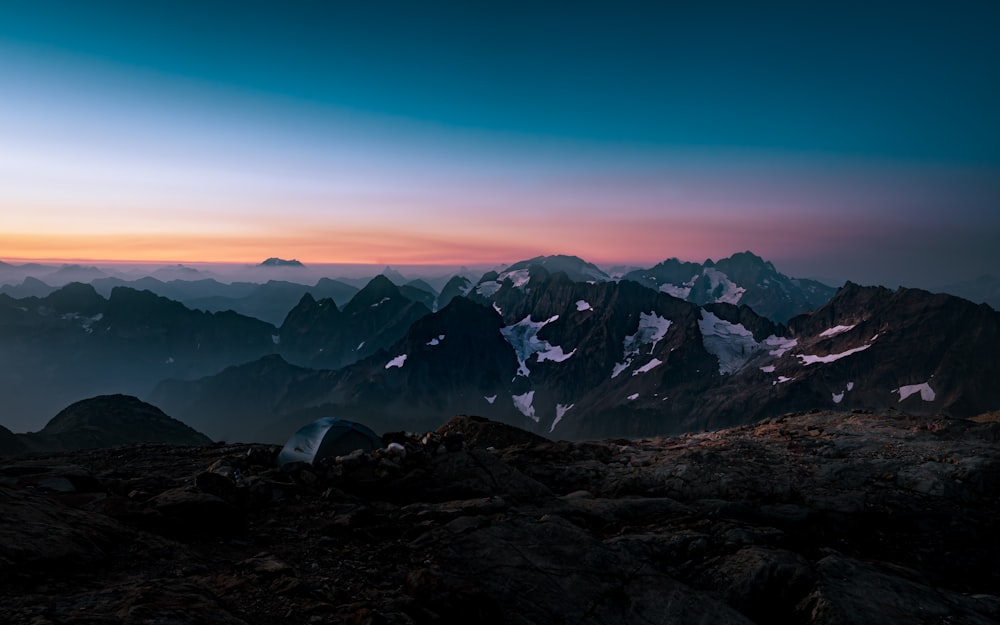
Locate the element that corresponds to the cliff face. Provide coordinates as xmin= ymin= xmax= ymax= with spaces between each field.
xmin=1 ymin=410 xmax=998 ymax=624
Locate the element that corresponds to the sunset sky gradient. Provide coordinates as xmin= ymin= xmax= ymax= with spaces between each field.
xmin=2 ymin=1 xmax=998 ymax=287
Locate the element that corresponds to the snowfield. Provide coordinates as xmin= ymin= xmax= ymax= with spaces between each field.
xmin=498 ymin=268 xmax=531 ymax=288
xmin=501 ymin=315 xmax=575 ymax=377
xmin=659 ymin=275 xmax=697 ymax=299
xmin=764 ymin=336 xmax=797 ymax=357
xmin=797 ymin=343 xmax=871 ymax=365
xmin=612 ymin=312 xmax=672 ymax=378
xmin=703 ymin=268 xmax=745 ymax=305
xmin=633 ymin=358 xmax=663 ymax=375
xmin=698 ymin=311 xmax=758 ymax=374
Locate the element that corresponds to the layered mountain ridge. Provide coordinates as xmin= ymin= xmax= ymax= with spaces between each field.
xmin=2 ymin=251 xmax=998 ymax=442
xmin=151 ymin=270 xmax=1000 ymax=443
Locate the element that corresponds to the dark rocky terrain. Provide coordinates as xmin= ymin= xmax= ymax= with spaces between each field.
xmin=1 ymin=411 xmax=998 ymax=624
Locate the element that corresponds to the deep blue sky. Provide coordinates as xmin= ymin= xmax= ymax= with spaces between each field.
xmin=1 ymin=1 xmax=998 ymax=286
xmin=5 ymin=1 xmax=998 ymax=159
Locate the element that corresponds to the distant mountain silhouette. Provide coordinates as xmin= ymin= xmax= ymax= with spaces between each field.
xmin=0 ymin=276 xmax=57 ymax=299
xmin=933 ymin=274 xmax=1000 ymax=311
xmin=259 ymin=257 xmax=304 ymax=267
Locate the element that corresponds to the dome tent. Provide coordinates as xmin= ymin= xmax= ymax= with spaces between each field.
xmin=277 ymin=417 xmax=383 ymax=465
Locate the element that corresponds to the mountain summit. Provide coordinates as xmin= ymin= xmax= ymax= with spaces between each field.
xmin=259 ymin=258 xmax=304 ymax=267
xmin=622 ymin=251 xmax=836 ymax=322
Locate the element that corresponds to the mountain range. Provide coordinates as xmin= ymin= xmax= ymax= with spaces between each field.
xmin=149 ymin=267 xmax=999 ymax=442
xmin=2 ymin=252 xmax=997 ymax=441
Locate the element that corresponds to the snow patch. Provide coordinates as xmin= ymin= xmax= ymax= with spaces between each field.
xmin=611 ymin=312 xmax=672 ymax=377
xmin=500 ymin=268 xmax=531 ymax=288
xmin=760 ymin=365 xmax=775 ymax=373
xmin=512 ymin=391 xmax=538 ymax=422
xmin=832 ymin=381 xmax=855 ymax=404
xmin=895 ymin=382 xmax=936 ymax=402
xmin=537 ymin=345 xmax=576 ymax=363
xmin=797 ymin=343 xmax=871 ymax=365
xmin=764 ymin=335 xmax=797 ymax=357
xmin=774 ymin=376 xmax=794 ymax=385
xmin=165 ymin=357 xmax=175 ymax=364
xmin=477 ymin=281 xmax=501 ymax=298
xmin=820 ymin=324 xmax=856 ymax=338
xmin=427 ymin=334 xmax=445 ymax=346
xmin=492 ymin=302 xmax=503 ymax=316
xmin=698 ymin=311 xmax=758 ymax=374
xmin=271 ymin=334 xmax=280 ymax=345
xmin=501 ymin=315 xmax=573 ymax=376
xmin=659 ymin=274 xmax=698 ymax=299
xmin=633 ymin=358 xmax=663 ymax=375
xmin=385 ymin=354 xmax=407 ymax=369
xmin=484 ymin=394 xmax=496 ymax=404
xmin=627 ymin=393 xmax=639 ymax=401
xmin=551 ymin=403 xmax=574 ymax=432
xmin=371 ymin=296 xmax=391 ymax=308
xmin=611 ymin=361 xmax=631 ymax=379
xmin=575 ymin=299 xmax=592 ymax=312
xmin=356 ymin=341 xmax=365 ymax=351
xmin=703 ymin=268 xmax=745 ymax=304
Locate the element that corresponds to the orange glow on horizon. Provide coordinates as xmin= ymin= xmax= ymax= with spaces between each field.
xmin=1 ymin=212 xmax=880 ymax=269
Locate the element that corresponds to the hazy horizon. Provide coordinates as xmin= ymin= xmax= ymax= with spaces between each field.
xmin=3 ymin=249 xmax=997 ymax=293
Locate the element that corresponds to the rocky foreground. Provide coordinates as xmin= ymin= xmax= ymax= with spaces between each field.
xmin=1 ymin=410 xmax=999 ymax=625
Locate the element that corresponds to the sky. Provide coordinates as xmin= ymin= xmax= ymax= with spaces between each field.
xmin=1 ymin=0 xmax=998 ymax=287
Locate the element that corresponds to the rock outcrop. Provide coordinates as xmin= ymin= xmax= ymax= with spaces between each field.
xmin=1 ymin=410 xmax=997 ymax=624
xmin=11 ymin=394 xmax=212 ymax=453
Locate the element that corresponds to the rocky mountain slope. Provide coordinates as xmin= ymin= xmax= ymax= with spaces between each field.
xmin=3 ymin=253 xmax=997 ymax=442
xmin=277 ymin=275 xmax=432 ymax=371
xmin=465 ymin=252 xmax=835 ymax=323
xmin=1 ymin=411 xmax=997 ymax=624
xmin=152 ymin=270 xmax=1000 ymax=443
xmin=621 ymin=251 xmax=837 ymax=322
